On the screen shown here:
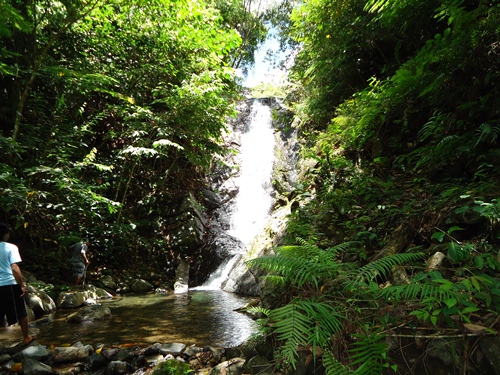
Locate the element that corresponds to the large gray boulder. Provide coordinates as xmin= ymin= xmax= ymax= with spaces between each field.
xmin=66 ymin=304 xmax=111 ymax=323
xmin=12 ymin=344 xmax=50 ymax=362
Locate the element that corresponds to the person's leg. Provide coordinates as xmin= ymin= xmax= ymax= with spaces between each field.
xmin=72 ymin=261 xmax=84 ymax=285
xmin=9 ymin=285 xmax=34 ymax=344
xmin=19 ymin=315 xmax=33 ymax=344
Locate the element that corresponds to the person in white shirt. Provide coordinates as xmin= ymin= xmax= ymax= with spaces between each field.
xmin=0 ymin=222 xmax=35 ymax=345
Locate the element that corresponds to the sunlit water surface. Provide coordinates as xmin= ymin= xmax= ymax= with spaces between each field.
xmin=0 ymin=291 xmax=257 ymax=348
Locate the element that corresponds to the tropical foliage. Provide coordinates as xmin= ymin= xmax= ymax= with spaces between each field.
xmin=239 ymin=0 xmax=500 ymax=373
xmin=0 ymin=0 xmax=267 ymax=280
xmin=2 ymin=0 xmax=500 ymax=372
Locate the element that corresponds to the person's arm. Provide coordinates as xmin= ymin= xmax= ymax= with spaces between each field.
xmin=11 ymin=263 xmax=28 ymax=297
xmin=81 ymin=243 xmax=89 ymax=264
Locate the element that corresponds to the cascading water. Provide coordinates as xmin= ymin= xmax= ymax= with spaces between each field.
xmin=195 ymin=99 xmax=276 ymax=290
xmin=229 ymin=100 xmax=275 ymax=244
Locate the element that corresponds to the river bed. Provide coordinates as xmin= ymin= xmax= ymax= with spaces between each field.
xmin=0 ymin=290 xmax=258 ymax=348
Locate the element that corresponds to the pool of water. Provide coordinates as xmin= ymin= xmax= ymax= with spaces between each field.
xmin=0 ymin=290 xmax=258 ymax=348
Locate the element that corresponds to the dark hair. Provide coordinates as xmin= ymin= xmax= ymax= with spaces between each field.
xmin=0 ymin=223 xmax=10 ymax=239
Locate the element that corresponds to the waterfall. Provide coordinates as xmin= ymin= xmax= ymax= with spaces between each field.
xmin=229 ymin=100 xmax=275 ymax=244
xmin=194 ymin=99 xmax=275 ymax=290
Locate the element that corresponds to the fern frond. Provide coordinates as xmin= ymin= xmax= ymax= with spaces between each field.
xmin=436 ymin=135 xmax=461 ymax=150
xmin=323 ymin=351 xmax=352 ymax=375
xmin=246 ymin=252 xmax=304 ymax=278
xmin=418 ymin=111 xmax=445 ymax=142
xmin=379 ymin=277 xmax=459 ymax=303
xmin=248 ymin=241 xmax=353 ymax=289
xmin=347 ymin=252 xmax=424 ymax=288
xmin=245 ymin=306 xmax=271 ymax=316
xmin=260 ymin=275 xmax=287 ymax=286
xmin=349 ymin=328 xmax=388 ymax=375
xmin=270 ymin=299 xmax=344 ymax=369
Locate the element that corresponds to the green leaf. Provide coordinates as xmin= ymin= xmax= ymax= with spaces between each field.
xmin=461 ymin=306 xmax=480 ymax=314
xmin=444 ymin=297 xmax=457 ymax=308
xmin=431 ymin=232 xmax=445 ymax=242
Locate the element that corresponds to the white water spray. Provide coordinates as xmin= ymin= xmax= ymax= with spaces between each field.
xmin=229 ymin=100 xmax=275 ymax=244
xmin=196 ymin=100 xmax=275 ymax=290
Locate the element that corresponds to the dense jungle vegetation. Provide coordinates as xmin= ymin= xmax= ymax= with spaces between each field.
xmin=1 ymin=0 xmax=500 ymax=373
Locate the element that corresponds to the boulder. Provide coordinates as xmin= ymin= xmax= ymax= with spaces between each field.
xmin=479 ymin=337 xmax=500 ymax=375
xmin=66 ymin=304 xmax=111 ymax=323
xmin=12 ymin=344 xmax=50 ymax=362
xmin=159 ymin=343 xmax=186 ymax=357
xmin=100 ymin=275 xmax=118 ymax=291
xmin=25 ymin=285 xmax=56 ymax=318
xmin=84 ymin=284 xmax=114 ymax=299
xmin=0 ymin=353 xmax=10 ymax=364
xmin=51 ymin=346 xmax=90 ymax=363
xmin=209 ymin=357 xmax=246 ymax=375
xmin=168 ymin=192 xmax=207 ymax=251
xmin=106 ymin=360 xmax=129 ymax=375
xmin=56 ymin=291 xmax=84 ymax=309
xmin=131 ymin=279 xmax=153 ymax=293
xmin=247 ymin=355 xmax=273 ymax=375
xmin=21 ymin=358 xmax=55 ymax=375
xmin=86 ymin=352 xmax=109 ymax=371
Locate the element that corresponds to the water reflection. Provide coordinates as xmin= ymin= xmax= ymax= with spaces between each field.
xmin=0 ymin=291 xmax=257 ymax=348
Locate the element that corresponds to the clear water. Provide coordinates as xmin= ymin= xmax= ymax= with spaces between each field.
xmin=0 ymin=291 xmax=257 ymax=348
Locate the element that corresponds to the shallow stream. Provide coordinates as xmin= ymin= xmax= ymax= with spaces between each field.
xmin=0 ymin=290 xmax=257 ymax=348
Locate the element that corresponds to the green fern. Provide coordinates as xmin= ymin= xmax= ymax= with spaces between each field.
xmin=270 ymin=299 xmax=344 ymax=370
xmin=247 ymin=240 xmax=356 ymax=289
xmin=349 ymin=328 xmax=388 ymax=375
xmin=245 ymin=306 xmax=271 ymax=316
xmin=323 ymin=352 xmax=352 ymax=375
xmin=345 ymin=252 xmax=424 ymax=289
xmin=378 ymin=279 xmax=459 ymax=304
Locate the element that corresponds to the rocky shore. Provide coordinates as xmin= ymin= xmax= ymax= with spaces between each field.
xmin=0 ymin=274 xmax=280 ymax=375
xmin=0 ymin=335 xmax=275 ymax=375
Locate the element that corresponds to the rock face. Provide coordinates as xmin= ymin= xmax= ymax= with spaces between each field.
xmin=168 ymin=191 xmax=207 ymax=251
xmin=222 ymin=204 xmax=293 ymax=297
